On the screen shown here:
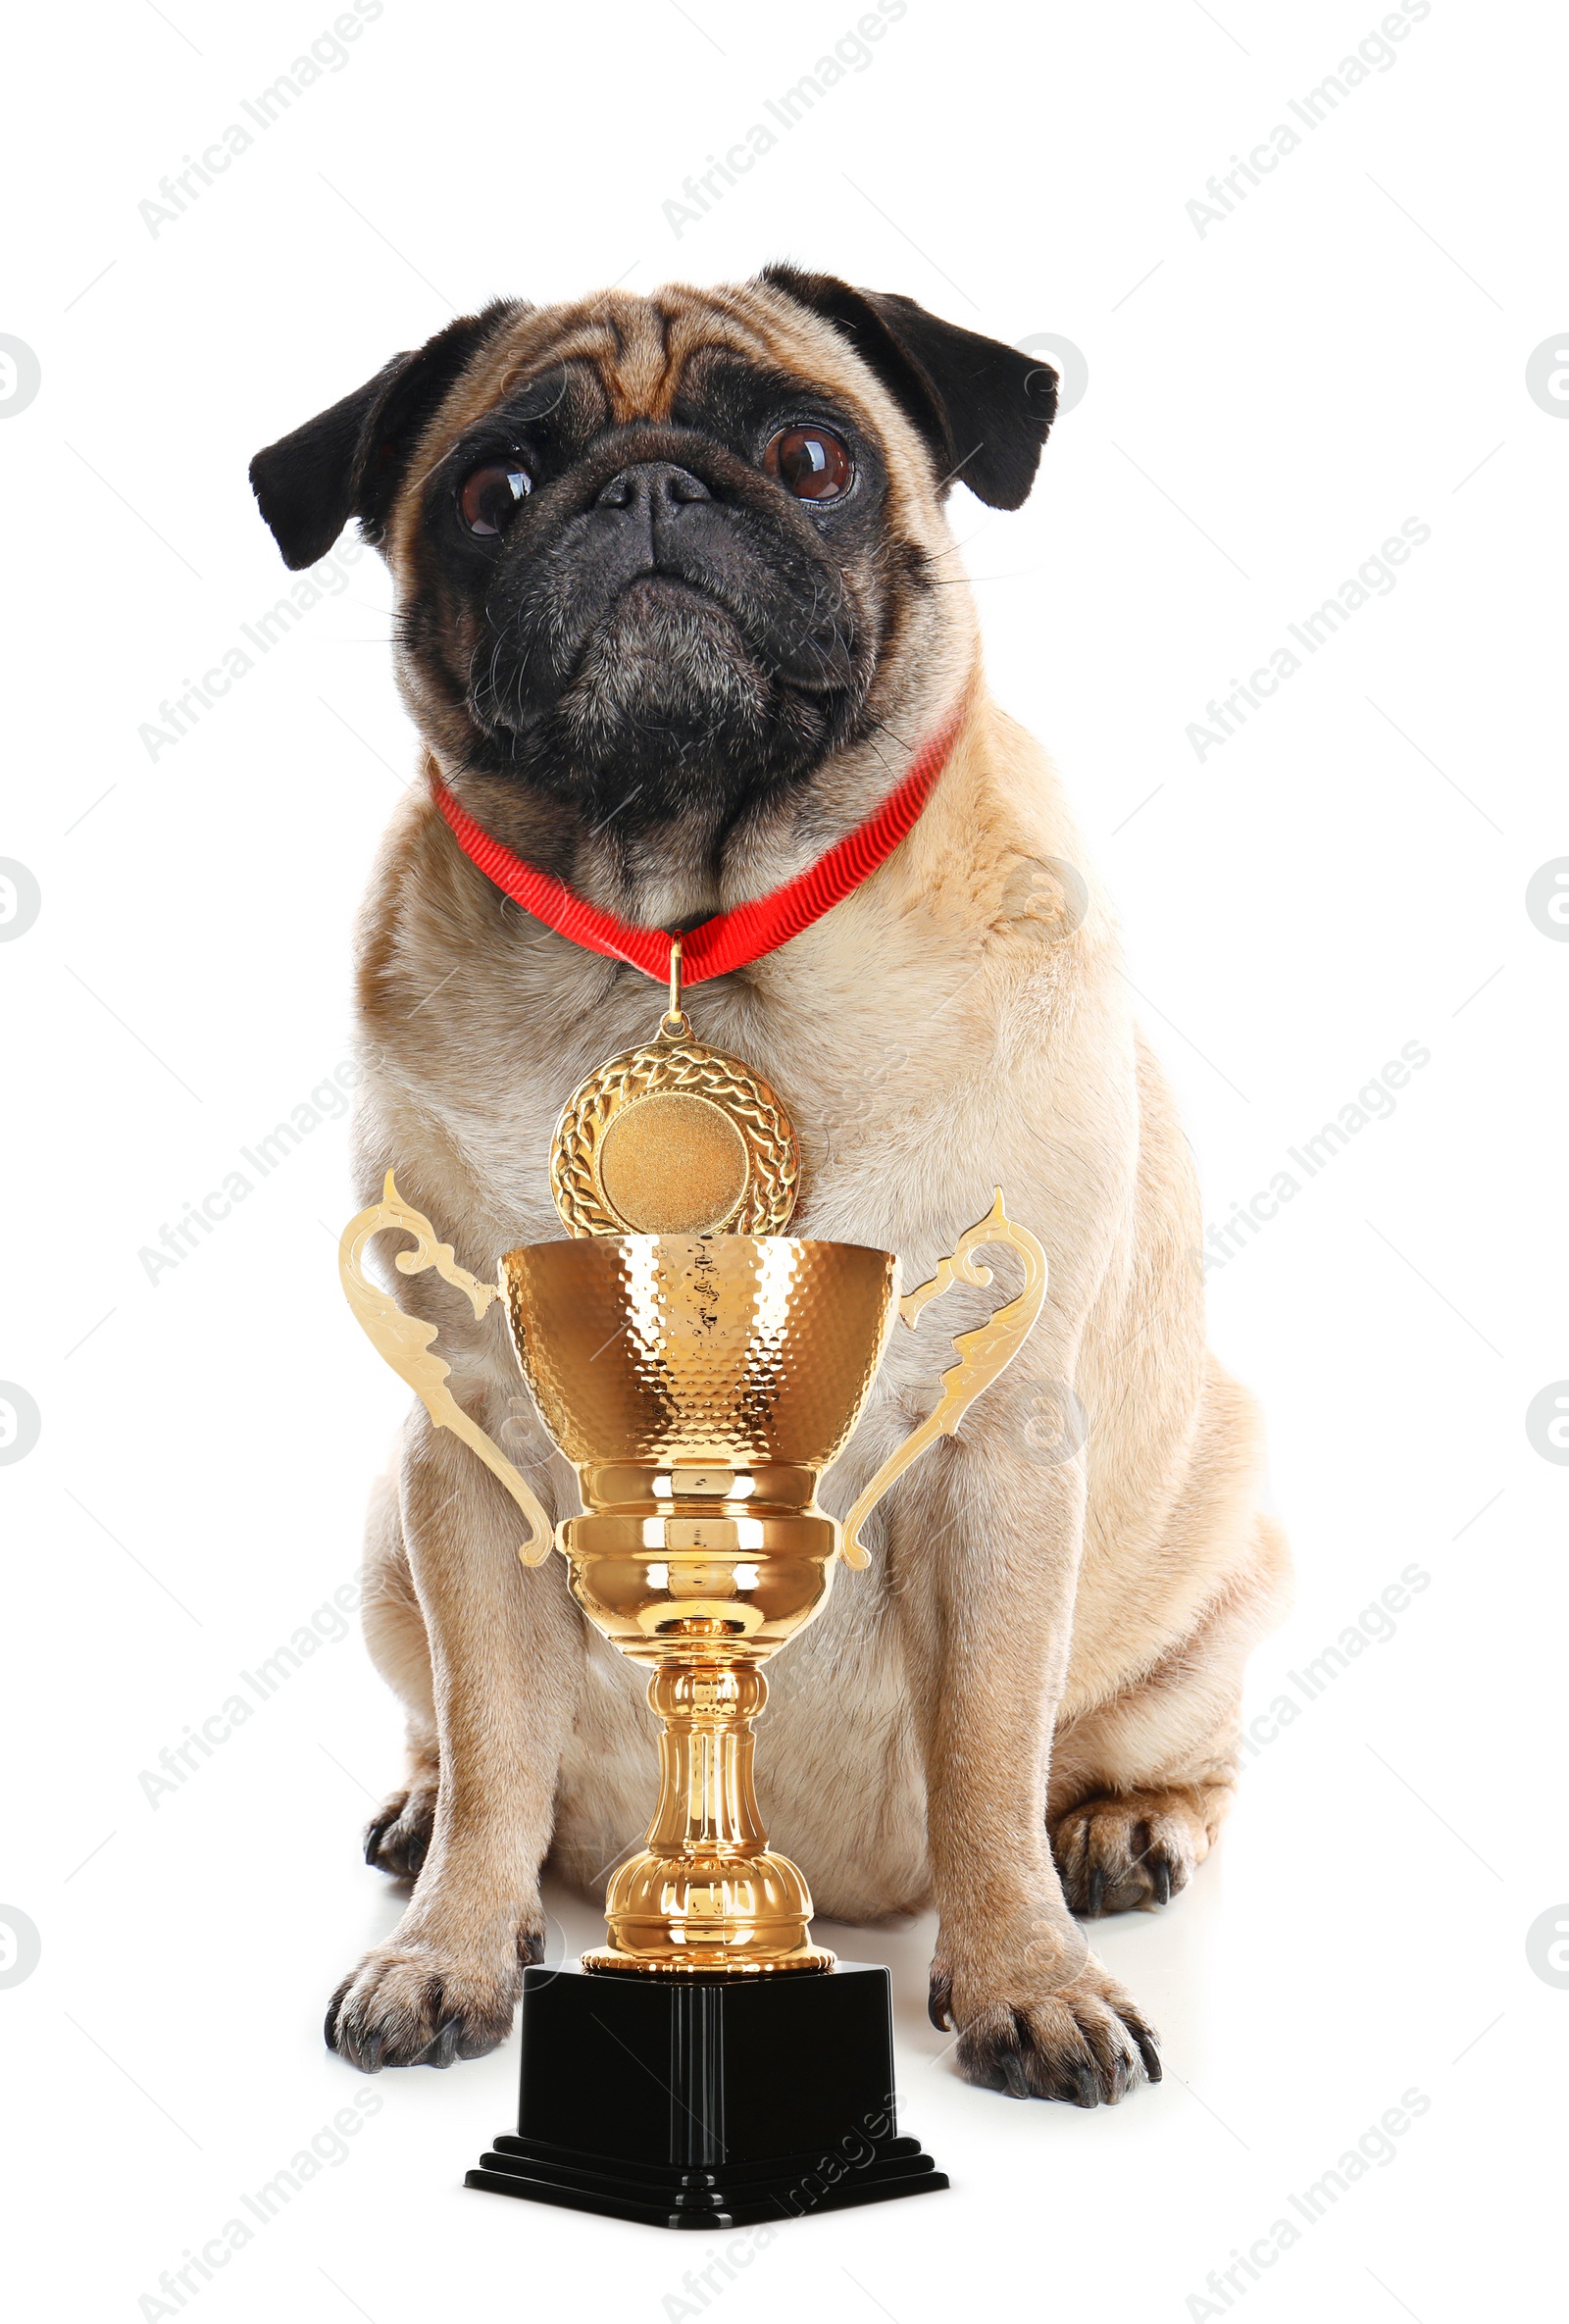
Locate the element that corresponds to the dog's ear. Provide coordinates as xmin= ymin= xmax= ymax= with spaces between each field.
xmin=249 ymin=301 xmax=520 ymax=570
xmin=759 ymin=264 xmax=1055 ymax=511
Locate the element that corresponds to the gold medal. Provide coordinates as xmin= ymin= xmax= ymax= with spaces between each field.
xmin=550 ymin=937 xmax=799 ymax=1238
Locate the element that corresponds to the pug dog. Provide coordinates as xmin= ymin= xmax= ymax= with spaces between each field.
xmin=250 ymin=267 xmax=1289 ymax=2104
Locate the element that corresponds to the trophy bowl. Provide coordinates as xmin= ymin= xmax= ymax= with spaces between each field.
xmin=500 ymin=1233 xmax=898 ymax=1663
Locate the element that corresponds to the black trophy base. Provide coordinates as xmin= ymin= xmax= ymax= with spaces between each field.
xmin=465 ymin=1959 xmax=947 ymax=2230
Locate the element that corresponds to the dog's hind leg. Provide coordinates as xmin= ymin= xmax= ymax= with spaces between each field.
xmin=359 ymin=1464 xmax=439 ymax=1879
xmin=1048 ymin=1516 xmax=1290 ymax=1915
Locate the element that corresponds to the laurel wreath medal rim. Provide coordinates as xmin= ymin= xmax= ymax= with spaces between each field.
xmin=549 ymin=1037 xmax=800 ymax=1238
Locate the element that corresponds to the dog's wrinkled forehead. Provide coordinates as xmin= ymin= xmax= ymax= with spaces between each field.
xmin=435 ymin=287 xmax=886 ymax=453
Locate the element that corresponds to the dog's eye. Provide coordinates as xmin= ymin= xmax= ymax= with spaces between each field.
xmin=458 ymin=461 xmax=532 ymax=536
xmin=764 ymin=426 xmax=852 ymax=502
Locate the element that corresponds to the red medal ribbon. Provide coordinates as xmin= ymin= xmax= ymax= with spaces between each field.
xmin=430 ymin=712 xmax=960 ymax=986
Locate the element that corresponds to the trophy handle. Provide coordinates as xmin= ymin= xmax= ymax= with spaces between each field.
xmin=338 ymin=1172 xmax=555 ymax=1566
xmin=837 ymin=1189 xmax=1048 ymax=1569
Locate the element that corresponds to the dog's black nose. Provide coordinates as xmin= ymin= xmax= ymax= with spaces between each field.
xmin=594 ymin=461 xmax=712 ymax=512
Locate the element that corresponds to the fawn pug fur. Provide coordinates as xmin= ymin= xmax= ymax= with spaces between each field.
xmin=251 ymin=267 xmax=1288 ymax=2101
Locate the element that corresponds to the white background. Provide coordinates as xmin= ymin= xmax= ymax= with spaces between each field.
xmin=1 ymin=2 xmax=1563 ymax=2318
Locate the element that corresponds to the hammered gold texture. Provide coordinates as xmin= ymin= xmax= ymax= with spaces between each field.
xmin=549 ymin=1037 xmax=799 ymax=1238
xmin=499 ymin=1234 xmax=898 ymax=1468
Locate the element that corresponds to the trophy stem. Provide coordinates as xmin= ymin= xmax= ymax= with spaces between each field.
xmin=644 ymin=1661 xmax=769 ymax=1857
xmin=582 ymin=1650 xmax=834 ymax=1977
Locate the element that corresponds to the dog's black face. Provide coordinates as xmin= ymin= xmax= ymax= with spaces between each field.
xmin=408 ymin=350 xmax=900 ymax=830
xmin=251 ymin=269 xmax=1055 ymax=861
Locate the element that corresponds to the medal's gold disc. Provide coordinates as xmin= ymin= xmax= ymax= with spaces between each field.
xmin=550 ymin=1030 xmax=799 ymax=1238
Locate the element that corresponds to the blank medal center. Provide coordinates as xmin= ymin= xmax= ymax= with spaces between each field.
xmin=597 ymin=1091 xmax=749 ymax=1232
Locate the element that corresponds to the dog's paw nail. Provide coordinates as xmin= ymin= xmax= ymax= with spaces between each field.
xmin=362 ymin=1786 xmax=437 ymax=1880
xmin=1051 ymin=1790 xmax=1217 ymax=1916
xmin=949 ymin=1958 xmax=1160 ymax=2106
xmin=324 ymin=1944 xmax=518 ymax=2070
xmin=423 ymin=2016 xmax=463 ymax=2069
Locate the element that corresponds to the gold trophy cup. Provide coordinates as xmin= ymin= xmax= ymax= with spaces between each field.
xmin=339 ymin=1177 xmax=1045 ymax=2226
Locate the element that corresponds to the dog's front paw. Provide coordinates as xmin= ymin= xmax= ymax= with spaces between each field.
xmin=931 ymin=1952 xmax=1160 ymax=2106
xmin=363 ymin=1783 xmax=436 ymax=1879
xmin=326 ymin=1932 xmax=538 ymax=2071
